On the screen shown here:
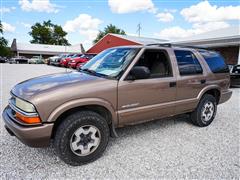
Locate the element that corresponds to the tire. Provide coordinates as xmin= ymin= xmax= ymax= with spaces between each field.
xmin=191 ymin=94 xmax=217 ymax=127
xmin=54 ymin=111 xmax=109 ymax=166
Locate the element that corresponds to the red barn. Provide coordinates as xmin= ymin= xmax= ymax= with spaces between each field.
xmin=86 ymin=33 xmax=167 ymax=54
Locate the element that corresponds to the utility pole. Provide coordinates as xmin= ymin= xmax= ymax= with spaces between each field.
xmin=137 ymin=23 xmax=142 ymax=37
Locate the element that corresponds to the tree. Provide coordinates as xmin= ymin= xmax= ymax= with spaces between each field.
xmin=29 ymin=20 xmax=70 ymax=45
xmin=93 ymin=24 xmax=126 ymax=44
xmin=0 ymin=21 xmax=8 ymax=47
xmin=0 ymin=21 xmax=2 ymax=34
xmin=0 ymin=21 xmax=12 ymax=57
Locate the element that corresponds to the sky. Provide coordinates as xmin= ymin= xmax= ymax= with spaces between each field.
xmin=0 ymin=0 xmax=240 ymax=50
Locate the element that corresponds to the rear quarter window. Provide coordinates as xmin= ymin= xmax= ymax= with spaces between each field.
xmin=199 ymin=51 xmax=229 ymax=73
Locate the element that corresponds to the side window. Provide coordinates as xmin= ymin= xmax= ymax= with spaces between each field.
xmin=174 ymin=50 xmax=203 ymax=76
xmin=133 ymin=50 xmax=172 ymax=79
xmin=199 ymin=50 xmax=229 ymax=73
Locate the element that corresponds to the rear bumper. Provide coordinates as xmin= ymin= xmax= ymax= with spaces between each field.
xmin=219 ymin=90 xmax=232 ymax=104
xmin=2 ymin=107 xmax=53 ymax=147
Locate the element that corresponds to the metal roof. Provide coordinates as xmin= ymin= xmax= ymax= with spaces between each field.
xmin=109 ymin=33 xmax=168 ymax=45
xmin=172 ymin=26 xmax=240 ymax=47
xmin=11 ymin=39 xmax=84 ymax=55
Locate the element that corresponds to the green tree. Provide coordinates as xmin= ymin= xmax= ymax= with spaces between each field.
xmin=93 ymin=24 xmax=126 ymax=44
xmin=0 ymin=21 xmax=2 ymax=34
xmin=29 ymin=20 xmax=70 ymax=45
xmin=0 ymin=21 xmax=8 ymax=47
xmin=0 ymin=21 xmax=12 ymax=57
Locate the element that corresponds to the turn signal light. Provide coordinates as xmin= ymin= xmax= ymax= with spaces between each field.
xmin=16 ymin=112 xmax=41 ymax=124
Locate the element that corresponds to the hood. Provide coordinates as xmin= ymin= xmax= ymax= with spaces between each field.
xmin=11 ymin=72 xmax=106 ymax=100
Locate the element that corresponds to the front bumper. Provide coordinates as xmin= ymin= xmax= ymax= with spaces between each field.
xmin=219 ymin=90 xmax=232 ymax=104
xmin=68 ymin=62 xmax=77 ymax=68
xmin=230 ymin=74 xmax=240 ymax=86
xmin=2 ymin=106 xmax=53 ymax=147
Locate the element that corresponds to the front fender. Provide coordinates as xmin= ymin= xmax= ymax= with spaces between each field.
xmin=46 ymin=98 xmax=118 ymax=125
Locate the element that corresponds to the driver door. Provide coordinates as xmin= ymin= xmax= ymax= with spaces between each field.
xmin=117 ymin=49 xmax=177 ymax=126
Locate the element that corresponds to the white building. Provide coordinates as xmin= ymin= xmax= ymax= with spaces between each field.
xmin=11 ymin=39 xmax=85 ymax=58
xmin=173 ymin=26 xmax=240 ymax=64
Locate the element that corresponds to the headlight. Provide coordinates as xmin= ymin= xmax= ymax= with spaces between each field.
xmin=15 ymin=97 xmax=36 ymax=113
xmin=72 ymin=60 xmax=75 ymax=63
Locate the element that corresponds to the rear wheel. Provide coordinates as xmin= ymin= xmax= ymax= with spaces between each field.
xmin=54 ymin=111 xmax=109 ymax=166
xmin=191 ymin=94 xmax=217 ymax=127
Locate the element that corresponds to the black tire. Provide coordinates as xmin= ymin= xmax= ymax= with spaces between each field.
xmin=54 ymin=111 xmax=109 ymax=166
xmin=191 ymin=94 xmax=217 ymax=127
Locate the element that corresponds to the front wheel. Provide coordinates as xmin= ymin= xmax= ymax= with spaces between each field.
xmin=54 ymin=111 xmax=109 ymax=166
xmin=191 ymin=94 xmax=217 ymax=127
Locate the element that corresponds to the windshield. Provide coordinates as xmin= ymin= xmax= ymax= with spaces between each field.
xmin=81 ymin=47 xmax=140 ymax=78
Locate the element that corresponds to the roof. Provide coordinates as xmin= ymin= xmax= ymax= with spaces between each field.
xmin=86 ymin=33 xmax=168 ymax=53
xmin=173 ymin=26 xmax=240 ymax=47
xmin=11 ymin=39 xmax=85 ymax=55
xmin=110 ymin=33 xmax=168 ymax=45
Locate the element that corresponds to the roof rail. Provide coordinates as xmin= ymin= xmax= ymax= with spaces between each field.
xmin=172 ymin=44 xmax=208 ymax=50
xmin=146 ymin=43 xmax=172 ymax=47
xmin=146 ymin=43 xmax=208 ymax=50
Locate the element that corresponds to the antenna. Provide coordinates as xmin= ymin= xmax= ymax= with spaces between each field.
xmin=136 ymin=23 xmax=142 ymax=37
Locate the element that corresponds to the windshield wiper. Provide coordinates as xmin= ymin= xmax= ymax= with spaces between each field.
xmin=81 ymin=68 xmax=96 ymax=75
xmin=81 ymin=69 xmax=112 ymax=79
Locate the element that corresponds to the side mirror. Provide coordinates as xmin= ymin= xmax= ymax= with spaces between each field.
xmin=128 ymin=66 xmax=150 ymax=80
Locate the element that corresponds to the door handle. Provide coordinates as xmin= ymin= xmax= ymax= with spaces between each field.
xmin=169 ymin=82 xmax=176 ymax=87
xmin=200 ymin=79 xmax=206 ymax=84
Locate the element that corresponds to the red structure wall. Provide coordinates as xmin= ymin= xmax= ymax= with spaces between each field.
xmin=87 ymin=34 xmax=140 ymax=54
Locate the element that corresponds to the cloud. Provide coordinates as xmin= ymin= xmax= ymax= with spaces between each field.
xmin=19 ymin=0 xmax=59 ymax=13
xmin=0 ymin=7 xmax=16 ymax=14
xmin=63 ymin=14 xmax=102 ymax=43
xmin=108 ymin=0 xmax=156 ymax=14
xmin=155 ymin=21 xmax=230 ymax=40
xmin=156 ymin=12 xmax=174 ymax=22
xmin=2 ymin=22 xmax=16 ymax=32
xmin=20 ymin=22 xmax=31 ymax=28
xmin=155 ymin=1 xmax=238 ymax=40
xmin=181 ymin=1 xmax=240 ymax=23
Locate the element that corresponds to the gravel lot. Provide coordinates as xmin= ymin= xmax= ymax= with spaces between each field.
xmin=0 ymin=64 xmax=239 ymax=179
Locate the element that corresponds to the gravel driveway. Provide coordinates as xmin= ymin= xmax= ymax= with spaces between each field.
xmin=0 ymin=64 xmax=239 ymax=179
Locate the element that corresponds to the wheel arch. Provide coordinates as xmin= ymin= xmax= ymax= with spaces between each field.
xmin=197 ymin=85 xmax=221 ymax=104
xmin=48 ymin=98 xmax=118 ymax=138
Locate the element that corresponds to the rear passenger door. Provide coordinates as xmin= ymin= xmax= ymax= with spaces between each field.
xmin=174 ymin=49 xmax=207 ymax=114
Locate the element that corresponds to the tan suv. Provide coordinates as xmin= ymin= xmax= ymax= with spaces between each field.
xmin=2 ymin=44 xmax=232 ymax=165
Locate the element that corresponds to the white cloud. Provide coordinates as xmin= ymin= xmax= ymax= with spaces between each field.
xmin=20 ymin=22 xmax=31 ymax=28
xmin=156 ymin=12 xmax=174 ymax=22
xmin=63 ymin=14 xmax=102 ymax=43
xmin=2 ymin=22 xmax=16 ymax=32
xmin=155 ymin=1 xmax=238 ymax=40
xmin=19 ymin=0 xmax=59 ymax=13
xmin=181 ymin=1 xmax=240 ymax=23
xmin=0 ymin=7 xmax=16 ymax=14
xmin=155 ymin=21 xmax=230 ymax=40
xmin=108 ymin=0 xmax=156 ymax=14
